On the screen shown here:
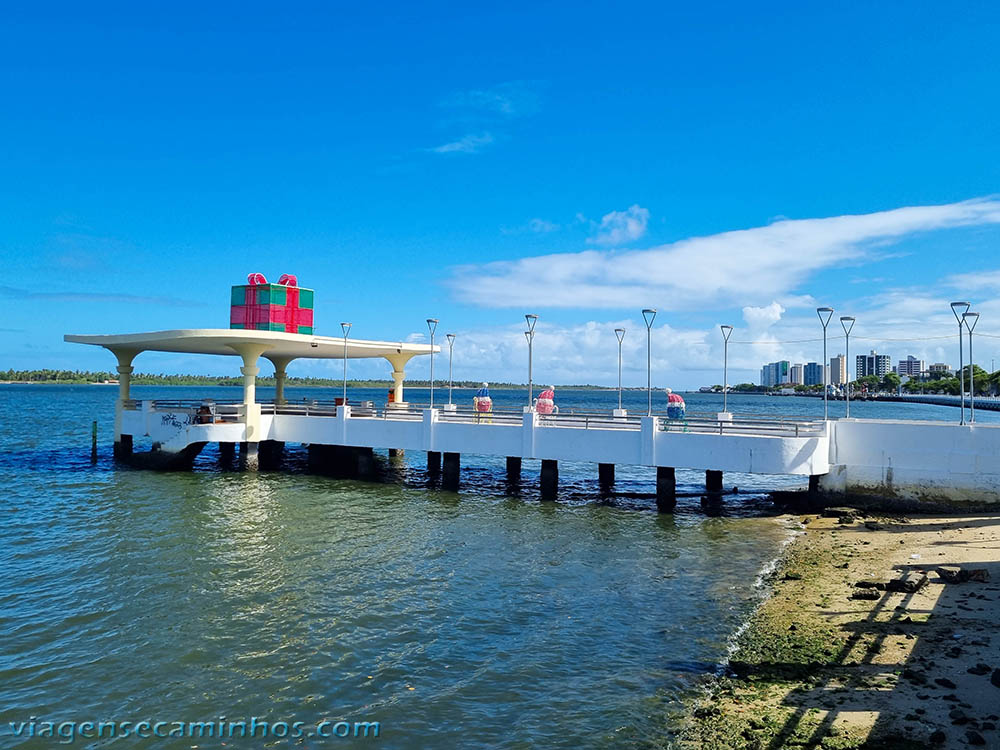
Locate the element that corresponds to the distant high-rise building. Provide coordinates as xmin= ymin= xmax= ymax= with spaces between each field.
xmin=928 ymin=362 xmax=953 ymax=376
xmin=803 ymin=362 xmax=823 ymax=386
xmin=790 ymin=364 xmax=804 ymax=385
xmin=759 ymin=360 xmax=790 ymax=387
xmin=857 ymin=350 xmax=891 ymax=379
xmin=830 ymin=355 xmax=846 ymax=385
xmin=897 ymin=356 xmax=926 ymax=377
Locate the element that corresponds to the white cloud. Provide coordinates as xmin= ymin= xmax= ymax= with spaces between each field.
xmin=441 ymin=81 xmax=540 ymax=118
xmin=742 ymin=301 xmax=785 ymax=330
xmin=430 ymin=132 xmax=495 ymax=155
xmin=410 ymin=319 xmax=715 ymax=388
xmin=945 ymin=269 xmax=1000 ymax=292
xmin=528 ymin=218 xmax=559 ymax=233
xmin=449 ymin=197 xmax=1000 ymax=309
xmin=587 ymin=204 xmax=650 ymax=246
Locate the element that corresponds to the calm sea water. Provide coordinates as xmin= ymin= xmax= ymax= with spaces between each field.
xmin=1 ymin=386 xmax=992 ymax=749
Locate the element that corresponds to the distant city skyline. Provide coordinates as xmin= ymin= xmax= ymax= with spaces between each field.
xmin=757 ymin=351 xmax=962 ymax=387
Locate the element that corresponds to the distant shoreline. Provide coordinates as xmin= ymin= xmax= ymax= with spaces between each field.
xmin=0 ymin=380 xmax=619 ymax=390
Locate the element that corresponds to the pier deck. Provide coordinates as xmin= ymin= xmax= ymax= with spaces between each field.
xmin=68 ymin=328 xmax=1000 ymax=508
xmin=124 ymin=399 xmax=831 ymax=477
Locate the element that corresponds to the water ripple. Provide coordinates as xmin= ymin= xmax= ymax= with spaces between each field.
xmin=0 ymin=385 xmax=806 ymax=749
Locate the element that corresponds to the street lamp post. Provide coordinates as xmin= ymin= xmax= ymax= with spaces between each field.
xmin=524 ymin=313 xmax=538 ymax=409
xmin=817 ymin=307 xmax=834 ymax=420
xmin=964 ymin=312 xmax=980 ymax=423
xmin=642 ymin=309 xmax=657 ymax=416
xmin=720 ymin=325 xmax=733 ymax=414
xmin=426 ymin=318 xmax=438 ymax=409
xmin=614 ymin=327 xmax=626 ymax=412
xmin=840 ymin=316 xmax=855 ymax=418
xmin=951 ymin=302 xmax=971 ymax=425
xmin=340 ymin=322 xmax=352 ymax=406
xmin=525 ymin=314 xmax=538 ymax=408
xmin=446 ymin=333 xmax=456 ymax=406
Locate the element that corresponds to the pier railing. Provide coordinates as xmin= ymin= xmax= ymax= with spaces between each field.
xmin=537 ymin=413 xmax=642 ymax=430
xmin=130 ymin=398 xmax=827 ymax=438
xmin=659 ymin=415 xmax=826 ymax=437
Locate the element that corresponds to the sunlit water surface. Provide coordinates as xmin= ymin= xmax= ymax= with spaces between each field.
xmin=2 ymin=386 xmax=991 ymax=748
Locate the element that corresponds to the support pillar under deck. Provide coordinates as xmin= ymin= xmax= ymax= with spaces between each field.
xmin=427 ymin=451 xmax=442 ymax=474
xmin=808 ymin=474 xmax=821 ymax=495
xmin=356 ymin=447 xmax=376 ymax=480
xmin=706 ymin=469 xmax=724 ymax=494
xmin=443 ymin=452 xmax=460 ymax=490
xmin=219 ymin=441 xmax=236 ymax=464
xmin=259 ymin=440 xmax=285 ymax=470
xmin=506 ymin=456 xmax=522 ymax=481
xmin=240 ymin=441 xmax=260 ymax=471
xmin=598 ymin=463 xmax=615 ymax=490
xmin=540 ymin=459 xmax=558 ymax=501
xmin=113 ymin=434 xmax=133 ymax=460
xmin=656 ymin=466 xmax=677 ymax=512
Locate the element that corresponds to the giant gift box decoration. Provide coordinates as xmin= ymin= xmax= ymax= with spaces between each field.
xmin=230 ymin=273 xmax=314 ymax=334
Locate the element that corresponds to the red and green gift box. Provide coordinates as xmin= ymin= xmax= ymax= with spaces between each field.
xmin=230 ymin=273 xmax=314 ymax=334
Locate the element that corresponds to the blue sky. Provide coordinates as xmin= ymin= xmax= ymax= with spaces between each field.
xmin=3 ymin=2 xmax=1000 ymax=387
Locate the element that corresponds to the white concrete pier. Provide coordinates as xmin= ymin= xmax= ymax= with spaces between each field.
xmin=106 ymin=399 xmax=1000 ymax=508
xmin=66 ymin=328 xmax=1000 ymax=508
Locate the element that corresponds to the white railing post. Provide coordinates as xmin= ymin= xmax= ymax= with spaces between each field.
xmin=641 ymin=415 xmax=656 ymax=466
xmin=337 ymin=403 xmax=351 ymax=444
xmin=522 ymin=409 xmax=537 ymax=459
xmin=423 ymin=408 xmax=438 ymax=453
xmin=143 ymin=399 xmax=154 ymax=436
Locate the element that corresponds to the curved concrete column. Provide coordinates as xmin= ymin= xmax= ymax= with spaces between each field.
xmin=110 ymin=348 xmax=139 ymax=402
xmin=384 ymin=352 xmax=416 ymax=406
xmin=228 ymin=342 xmax=274 ymax=443
xmin=108 ymin=347 xmax=140 ymax=445
xmin=266 ymin=355 xmax=294 ymax=405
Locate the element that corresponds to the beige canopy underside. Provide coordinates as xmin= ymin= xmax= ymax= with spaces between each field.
xmin=64 ymin=328 xmax=436 ymax=362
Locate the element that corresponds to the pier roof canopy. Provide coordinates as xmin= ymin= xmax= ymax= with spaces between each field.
xmin=64 ymin=329 xmax=437 ymax=361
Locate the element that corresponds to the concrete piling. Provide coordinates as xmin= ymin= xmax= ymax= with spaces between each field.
xmin=239 ymin=441 xmax=260 ymax=471
xmin=656 ymin=466 xmax=677 ymax=512
xmin=598 ymin=463 xmax=615 ymax=490
xmin=443 ymin=452 xmax=460 ymax=490
xmin=308 ymin=444 xmax=373 ymax=479
xmin=706 ymin=469 xmax=724 ymax=494
xmin=91 ymin=421 xmax=98 ymax=463
xmin=219 ymin=441 xmax=236 ymax=464
xmin=808 ymin=474 xmax=821 ymax=495
xmin=427 ymin=451 xmax=442 ymax=474
xmin=113 ymin=434 xmax=133 ymax=459
xmin=506 ymin=456 xmax=522 ymax=480
xmin=356 ymin=446 xmax=376 ymax=479
xmin=259 ymin=440 xmax=285 ymax=470
xmin=540 ymin=459 xmax=558 ymax=501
